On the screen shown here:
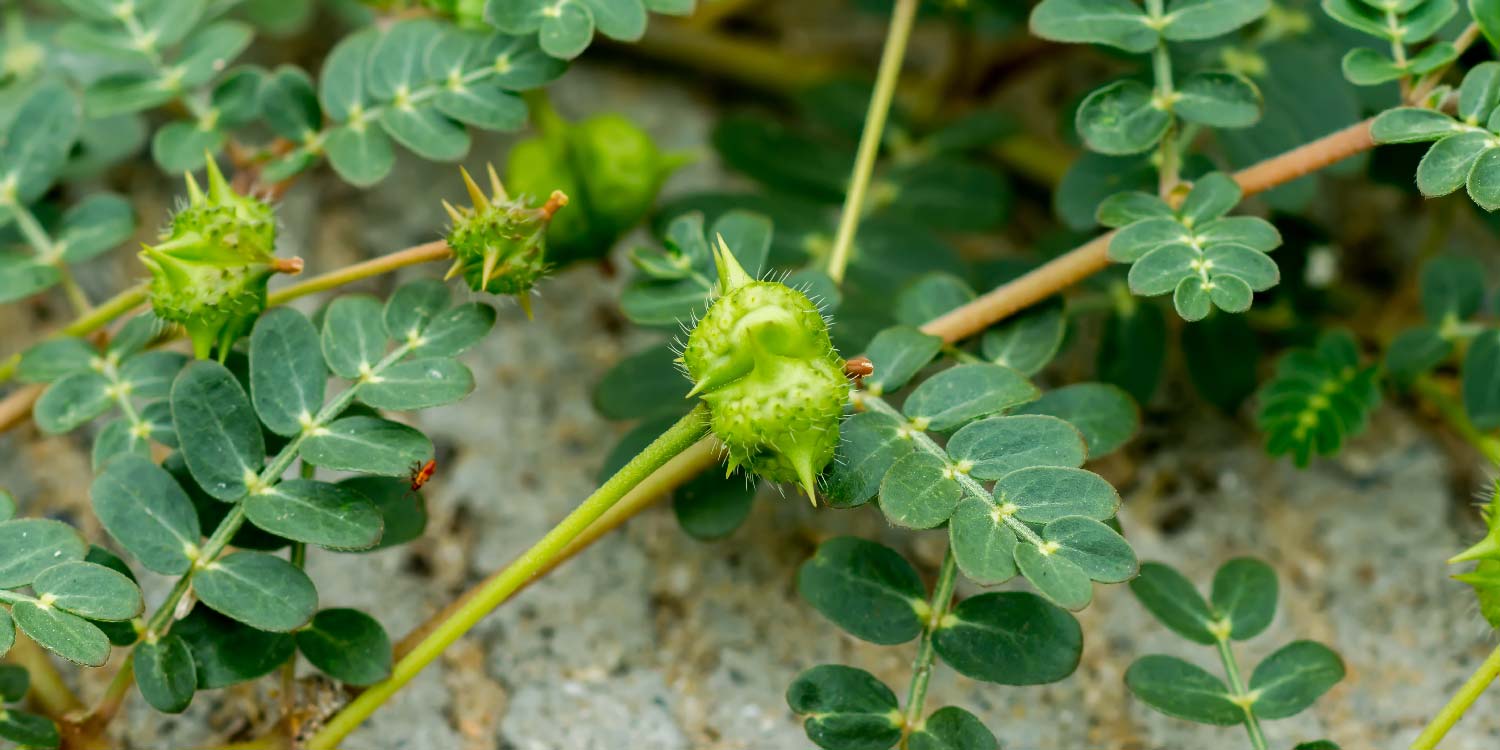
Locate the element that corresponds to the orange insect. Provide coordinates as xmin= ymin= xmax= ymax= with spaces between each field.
xmin=408 ymin=459 xmax=437 ymax=492
xmin=843 ymin=356 xmax=875 ymax=385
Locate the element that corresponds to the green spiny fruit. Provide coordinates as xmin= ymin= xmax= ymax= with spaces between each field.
xmin=442 ymin=164 xmax=568 ymax=318
xmin=139 ymin=158 xmax=299 ymax=360
xmin=682 ymin=241 xmax=849 ymax=503
xmin=505 ymin=97 xmax=690 ymax=265
xmin=1451 ymin=482 xmax=1500 ymax=629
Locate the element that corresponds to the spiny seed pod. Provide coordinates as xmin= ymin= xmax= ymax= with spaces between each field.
xmin=505 ymin=100 xmax=689 ymax=265
xmin=682 ymin=241 xmax=849 ymax=503
xmin=140 ymin=158 xmax=300 ymax=360
xmin=442 ymin=164 xmax=568 ymax=318
xmin=1451 ymin=484 xmax=1500 ymax=629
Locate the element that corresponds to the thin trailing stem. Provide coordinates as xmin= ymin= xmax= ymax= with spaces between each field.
xmin=266 ymin=240 xmax=451 ymax=305
xmin=900 ymin=549 xmax=958 ymax=746
xmin=305 ymin=404 xmax=711 ymax=749
xmin=1413 ymin=375 xmax=1500 ymax=465
xmin=826 ymin=0 xmax=920 ymax=285
xmin=1411 ymin=641 xmax=1500 ymax=749
xmin=1213 ymin=634 xmax=1268 ymax=750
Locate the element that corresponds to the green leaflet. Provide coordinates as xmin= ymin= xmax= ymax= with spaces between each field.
xmin=171 ymin=361 xmax=266 ymax=502
xmin=933 ymin=592 xmax=1082 ymax=685
xmin=907 ymin=706 xmax=997 ymax=750
xmin=1247 ymin=641 xmax=1346 ymax=718
xmin=134 ymin=634 xmax=197 ymax=713
xmin=786 ymin=664 xmax=903 ymax=750
xmin=1125 ymin=655 xmax=1243 ymax=725
xmin=249 ymin=307 xmax=327 ymax=437
xmin=879 ymin=452 xmax=964 ymax=529
xmin=902 ymin=364 xmax=1039 ymax=432
xmin=797 ymin=537 xmax=926 ymax=646
xmin=90 ymin=456 xmax=201 ymax=575
xmin=823 ymin=411 xmax=912 ymax=509
xmin=296 ymin=608 xmax=393 ymax=686
xmin=29 ymin=561 xmax=143 ymax=621
xmin=243 ymin=479 xmax=384 ymax=551
xmin=0 ymin=519 xmax=87 ymax=589
xmin=194 ymin=551 xmax=318 ymax=632
xmin=299 ymin=416 xmax=433 ymax=476
xmin=11 ymin=600 xmax=111 ymax=667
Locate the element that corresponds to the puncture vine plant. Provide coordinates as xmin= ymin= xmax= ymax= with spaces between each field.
xmin=2 ymin=0 xmax=1500 ymax=748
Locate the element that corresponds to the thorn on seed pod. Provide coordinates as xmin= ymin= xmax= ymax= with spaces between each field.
xmin=1450 ymin=482 xmax=1500 ymax=629
xmin=443 ymin=164 xmax=567 ymax=315
xmin=683 ymin=239 xmax=850 ymax=506
xmin=139 ymin=155 xmax=293 ymax=360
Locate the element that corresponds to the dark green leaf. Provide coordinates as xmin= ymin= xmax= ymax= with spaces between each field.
xmin=250 ymin=307 xmax=326 ymax=437
xmin=933 ymin=592 xmax=1082 ymax=684
xmin=300 ymin=416 xmax=432 ymax=476
xmin=0 ymin=708 xmax=59 ymax=748
xmin=1248 ymin=640 xmax=1345 ymax=719
xmin=0 ymin=519 xmax=86 ymax=589
xmin=949 ymin=496 xmax=1020 ymax=585
xmin=172 ymin=362 xmax=265 ymax=501
xmin=411 ymin=303 xmax=496 ymax=358
xmin=340 ymin=476 xmax=427 ymax=551
xmin=16 ymin=338 xmax=96 ymax=384
xmin=1076 ymin=79 xmax=1171 ymax=155
xmin=903 ymin=364 xmax=1039 ymax=432
xmin=296 ymin=608 xmax=392 ymax=686
xmin=11 ymin=600 xmax=110 ymax=666
xmin=194 ymin=551 xmax=318 ymax=632
xmin=993 ymin=466 xmax=1118 ymax=523
xmin=786 ymin=664 xmax=902 ymax=750
xmin=244 ymin=479 xmax=383 ymax=551
xmin=864 ymin=325 xmax=942 ymax=395
xmin=174 ymin=607 xmax=295 ymax=689
xmin=1211 ymin=557 xmax=1277 ymax=640
xmin=1027 ymin=0 xmax=1158 ymax=52
xmin=1125 ymin=654 xmax=1243 ymax=725
xmin=34 ymin=371 xmax=111 ymax=434
xmin=134 ymin=634 xmax=196 ymax=713
xmin=824 ymin=411 xmax=911 ymax=508
xmin=796 ymin=537 xmax=925 ymax=645
xmin=908 ymin=706 xmax=997 ymax=750
xmin=947 ymin=415 xmax=1087 ymax=481
xmin=91 ymin=456 xmax=200 ymax=575
xmin=322 ymin=295 xmax=388 ymax=379
xmin=359 ymin=358 xmax=475 ymax=410
xmin=980 ymin=300 xmax=1065 ymax=377
xmin=1015 ymin=542 xmax=1093 ymax=610
xmin=879 ymin=452 xmax=963 ymax=530
xmin=672 ymin=471 xmax=756 ymax=540
xmin=1130 ymin=561 xmax=1216 ymax=644
xmin=30 ymin=561 xmax=142 ymax=621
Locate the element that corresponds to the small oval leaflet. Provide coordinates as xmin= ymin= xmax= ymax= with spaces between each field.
xmin=785 ymin=664 xmax=902 ymax=750
xmin=10 ymin=600 xmax=111 ymax=667
xmin=359 ymin=358 xmax=475 ymax=411
xmin=243 ymin=479 xmax=384 ymax=551
xmin=134 ymin=634 xmax=197 ymax=713
xmin=295 ymin=608 xmax=393 ymax=686
xmin=194 ymin=551 xmax=319 ymax=632
xmin=796 ymin=537 xmax=926 ymax=646
xmin=1125 ymin=654 xmax=1244 ymax=726
xmin=91 ymin=455 xmax=201 ymax=576
xmin=29 ymin=561 xmax=143 ymax=621
xmin=299 ymin=416 xmax=434 ymax=477
xmin=171 ymin=361 xmax=266 ymax=502
xmin=0 ymin=519 xmax=87 ymax=589
xmin=1248 ymin=640 xmax=1346 ymax=719
xmin=249 ymin=307 xmax=326 ymax=437
xmin=878 ymin=451 xmax=963 ymax=530
xmin=903 ymin=363 xmax=1039 ymax=433
xmin=992 ymin=466 xmax=1119 ymax=524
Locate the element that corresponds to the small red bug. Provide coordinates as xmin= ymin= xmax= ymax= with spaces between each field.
xmin=408 ymin=458 xmax=437 ymax=492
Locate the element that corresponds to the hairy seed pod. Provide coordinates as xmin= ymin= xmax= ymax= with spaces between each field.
xmin=442 ymin=164 xmax=568 ymax=318
xmin=139 ymin=159 xmax=299 ymax=359
xmin=682 ymin=241 xmax=849 ymax=503
xmin=1451 ymin=485 xmax=1500 ymax=629
xmin=505 ymin=100 xmax=689 ymax=265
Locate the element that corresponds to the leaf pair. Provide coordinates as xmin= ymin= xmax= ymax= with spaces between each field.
xmin=1127 ymin=560 xmax=1345 ymax=728
xmin=787 ymin=664 xmax=999 ymax=750
xmin=1030 ymin=0 xmax=1271 ymax=54
xmin=1101 ymin=172 xmax=1283 ymax=320
xmin=486 ymin=0 xmax=694 ymax=60
xmin=1371 ymin=63 xmax=1500 ymax=210
xmin=0 ymin=517 xmax=143 ymax=668
xmin=1076 ymin=72 xmax=1263 ymax=155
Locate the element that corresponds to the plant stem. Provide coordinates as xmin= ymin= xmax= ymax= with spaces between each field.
xmin=1413 ymin=375 xmax=1500 ymax=464
xmin=1411 ymin=641 xmax=1500 ymax=749
xmin=1145 ymin=1 xmax=1180 ymax=197
xmin=900 ymin=549 xmax=958 ymax=745
xmin=1214 ymin=636 xmax=1269 ymax=750
xmin=8 ymin=198 xmax=92 ymax=315
xmin=922 ymin=117 xmax=1377 ymax=343
xmin=0 ymin=282 xmax=149 ymax=384
xmin=266 ymin=240 xmax=451 ymax=305
xmin=826 ymin=0 xmax=920 ymax=285
xmin=306 ymin=404 xmax=711 ymax=749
